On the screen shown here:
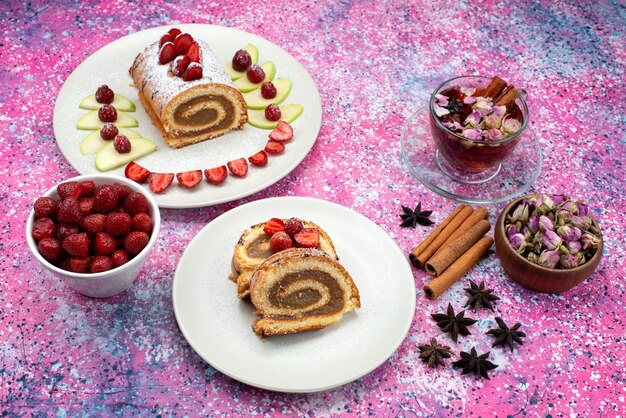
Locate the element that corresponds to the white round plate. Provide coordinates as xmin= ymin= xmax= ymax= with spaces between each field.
xmin=173 ymin=197 xmax=416 ymax=393
xmin=54 ymin=24 xmax=322 ymax=208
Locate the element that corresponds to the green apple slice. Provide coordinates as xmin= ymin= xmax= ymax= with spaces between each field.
xmin=233 ymin=61 xmax=275 ymax=93
xmin=95 ymin=138 xmax=157 ymax=171
xmin=77 ymin=110 xmax=138 ymax=130
xmin=80 ymin=127 xmax=142 ymax=155
xmin=79 ymin=94 xmax=136 ymax=111
xmin=224 ymin=44 xmax=259 ymax=80
xmin=247 ymin=104 xmax=304 ymax=129
xmin=242 ymin=78 xmax=292 ymax=109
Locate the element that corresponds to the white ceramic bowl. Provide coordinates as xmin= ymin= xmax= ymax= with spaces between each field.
xmin=26 ymin=174 xmax=161 ymax=298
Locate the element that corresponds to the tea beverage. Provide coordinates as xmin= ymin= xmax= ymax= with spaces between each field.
xmin=429 ymin=76 xmax=528 ymax=172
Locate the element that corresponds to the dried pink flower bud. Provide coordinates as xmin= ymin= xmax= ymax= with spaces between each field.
xmin=465 ymin=111 xmax=482 ymax=127
xmin=462 ymin=128 xmax=483 ymax=140
xmin=542 ymin=230 xmax=562 ymax=250
xmin=538 ymin=250 xmax=559 ymax=269
xmin=486 ymin=128 xmax=503 ymax=141
xmin=501 ymin=117 xmax=521 ymax=135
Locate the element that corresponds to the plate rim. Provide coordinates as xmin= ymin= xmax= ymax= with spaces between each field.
xmin=172 ymin=196 xmax=417 ymax=393
xmin=53 ymin=24 xmax=322 ymax=209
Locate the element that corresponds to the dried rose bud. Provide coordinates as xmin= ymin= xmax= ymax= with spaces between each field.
xmin=462 ymin=128 xmax=483 ymax=140
xmin=473 ymin=97 xmax=493 ymax=116
xmin=434 ymin=94 xmax=450 ymax=117
xmin=509 ymin=233 xmax=527 ymax=253
xmin=443 ymin=120 xmax=463 ymax=131
xmin=580 ymin=232 xmax=601 ymax=250
xmin=569 ymin=215 xmax=591 ymax=230
xmin=508 ymin=203 xmax=529 ymax=224
xmin=557 ymin=225 xmax=582 ymax=243
xmin=463 ymin=96 xmax=477 ymax=104
xmin=542 ymin=230 xmax=562 ymax=251
xmin=538 ymin=250 xmax=559 ymax=269
xmin=527 ymin=215 xmax=540 ymax=234
xmin=492 ymin=105 xmax=506 ymax=118
xmin=559 ymin=201 xmax=578 ymax=214
xmin=567 ymin=241 xmax=582 ymax=254
xmin=556 ymin=209 xmax=573 ymax=223
xmin=560 ymin=253 xmax=583 ymax=269
xmin=506 ymin=224 xmax=519 ymax=240
xmin=539 ymin=194 xmax=556 ymax=212
xmin=538 ymin=215 xmax=553 ymax=232
xmin=552 ymin=194 xmax=566 ymax=205
xmin=501 ymin=117 xmax=521 ymax=135
xmin=578 ymin=202 xmax=589 ymax=217
xmin=465 ymin=111 xmax=482 ymax=127
xmin=527 ymin=252 xmax=539 ymax=264
xmin=486 ymin=128 xmax=503 ymax=141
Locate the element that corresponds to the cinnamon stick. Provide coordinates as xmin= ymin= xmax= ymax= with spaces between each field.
xmin=409 ymin=204 xmax=466 ymax=267
xmin=494 ymin=85 xmax=520 ymax=106
xmin=413 ymin=205 xmax=474 ymax=269
xmin=423 ymin=236 xmax=494 ymax=300
xmin=425 ymin=219 xmax=491 ymax=277
xmin=433 ymin=206 xmax=488 ymax=257
xmin=483 ymin=76 xmax=507 ymax=99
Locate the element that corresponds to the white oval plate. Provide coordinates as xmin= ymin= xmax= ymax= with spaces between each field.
xmin=172 ymin=197 xmax=416 ymax=393
xmin=54 ymin=24 xmax=322 ymax=208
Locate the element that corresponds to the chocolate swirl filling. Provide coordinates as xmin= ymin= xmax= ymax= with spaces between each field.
xmin=268 ymin=270 xmax=344 ymax=316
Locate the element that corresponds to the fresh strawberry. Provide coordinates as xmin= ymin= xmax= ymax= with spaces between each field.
xmin=159 ymin=33 xmax=174 ymax=47
xmin=168 ymin=28 xmax=181 ymax=38
xmin=32 ymin=218 xmax=57 ymax=241
xmin=171 ymin=55 xmax=191 ymax=77
xmin=176 ymin=170 xmax=203 ymax=189
xmin=56 ymin=223 xmax=79 ymax=241
xmin=69 ymin=257 xmax=91 ymax=273
xmin=173 ymin=33 xmax=194 ymax=55
xmin=269 ymin=231 xmax=293 ymax=253
xmin=91 ymin=256 xmax=113 ymax=273
xmin=148 ymin=173 xmax=175 ymax=194
xmin=124 ymin=231 xmax=149 ymax=256
xmin=82 ymin=214 xmax=107 ymax=234
xmin=265 ymin=140 xmax=285 ymax=155
xmin=183 ymin=63 xmax=203 ymax=81
xmin=34 ymin=197 xmax=58 ymax=218
xmin=158 ymin=41 xmax=176 ymax=65
xmin=123 ymin=192 xmax=149 ymax=216
xmin=187 ymin=41 xmax=200 ymax=63
xmin=78 ymin=197 xmax=94 ymax=216
xmin=57 ymin=197 xmax=83 ymax=224
xmin=111 ymin=249 xmax=129 ymax=267
xmin=94 ymin=185 xmax=118 ymax=214
xmin=105 ymin=212 xmax=132 ymax=236
xmin=131 ymin=213 xmax=153 ymax=234
xmin=204 ymin=166 xmax=227 ymax=185
xmin=263 ymin=218 xmax=285 ymax=235
xmin=284 ymin=217 xmax=304 ymax=237
xmin=269 ymin=121 xmax=294 ymax=142
xmin=227 ymin=158 xmax=248 ymax=177
xmin=294 ymin=228 xmax=320 ymax=248
xmin=62 ymin=232 xmax=89 ymax=258
xmin=57 ymin=181 xmax=84 ymax=199
xmin=81 ymin=180 xmax=96 ymax=197
xmin=248 ymin=150 xmax=268 ymax=167
xmin=94 ymin=232 xmax=117 ymax=256
xmin=112 ymin=183 xmax=132 ymax=202
xmin=38 ymin=237 xmax=62 ymax=262
xmin=125 ymin=161 xmax=151 ymax=183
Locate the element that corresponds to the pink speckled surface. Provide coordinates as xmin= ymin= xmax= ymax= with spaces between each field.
xmin=2 ymin=0 xmax=625 ymax=415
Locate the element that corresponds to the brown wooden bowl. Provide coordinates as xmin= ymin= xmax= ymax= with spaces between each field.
xmin=494 ymin=195 xmax=603 ymax=293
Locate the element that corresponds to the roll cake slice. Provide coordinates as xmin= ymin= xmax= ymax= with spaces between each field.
xmin=249 ymin=248 xmax=360 ymax=337
xmin=131 ymin=37 xmax=247 ymax=148
xmin=230 ymin=220 xmax=337 ymax=299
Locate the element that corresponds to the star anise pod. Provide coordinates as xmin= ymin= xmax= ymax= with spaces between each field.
xmin=443 ymin=97 xmax=467 ymax=114
xmin=431 ymin=303 xmax=477 ymax=342
xmin=463 ymin=280 xmax=500 ymax=312
xmin=486 ymin=317 xmax=526 ymax=351
xmin=452 ymin=347 xmax=498 ymax=380
xmin=399 ymin=202 xmax=434 ymax=228
xmin=418 ymin=338 xmax=453 ymax=368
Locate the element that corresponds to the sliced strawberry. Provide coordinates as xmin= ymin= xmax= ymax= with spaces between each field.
xmin=168 ymin=28 xmax=182 ymax=38
xmin=57 ymin=181 xmax=84 ymax=199
xmin=91 ymin=256 xmax=113 ymax=273
xmin=263 ymin=218 xmax=285 ymax=235
xmin=248 ymin=150 xmax=268 ymax=167
xmin=148 ymin=173 xmax=175 ymax=194
xmin=159 ymin=33 xmax=174 ymax=47
xmin=265 ymin=139 xmax=285 ymax=155
xmin=63 ymin=232 xmax=89 ymax=258
xmin=227 ymin=158 xmax=248 ymax=178
xmin=158 ymin=42 xmax=176 ymax=65
xmin=269 ymin=231 xmax=293 ymax=253
xmin=204 ymin=166 xmax=227 ymax=185
xmin=171 ymin=55 xmax=191 ymax=77
xmin=269 ymin=121 xmax=294 ymax=142
xmin=183 ymin=63 xmax=203 ymax=81
xmin=78 ymin=197 xmax=94 ymax=216
xmin=174 ymin=33 xmax=194 ymax=56
xmin=176 ymin=170 xmax=203 ymax=189
xmin=187 ymin=41 xmax=200 ymax=63
xmin=94 ymin=232 xmax=117 ymax=256
xmin=294 ymin=228 xmax=320 ymax=248
xmin=69 ymin=257 xmax=91 ymax=273
xmin=125 ymin=161 xmax=151 ymax=183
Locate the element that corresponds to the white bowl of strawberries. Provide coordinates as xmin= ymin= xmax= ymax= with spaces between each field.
xmin=26 ymin=174 xmax=161 ymax=298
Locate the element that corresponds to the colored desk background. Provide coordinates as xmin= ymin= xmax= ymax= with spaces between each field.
xmin=1 ymin=0 xmax=624 ymax=415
